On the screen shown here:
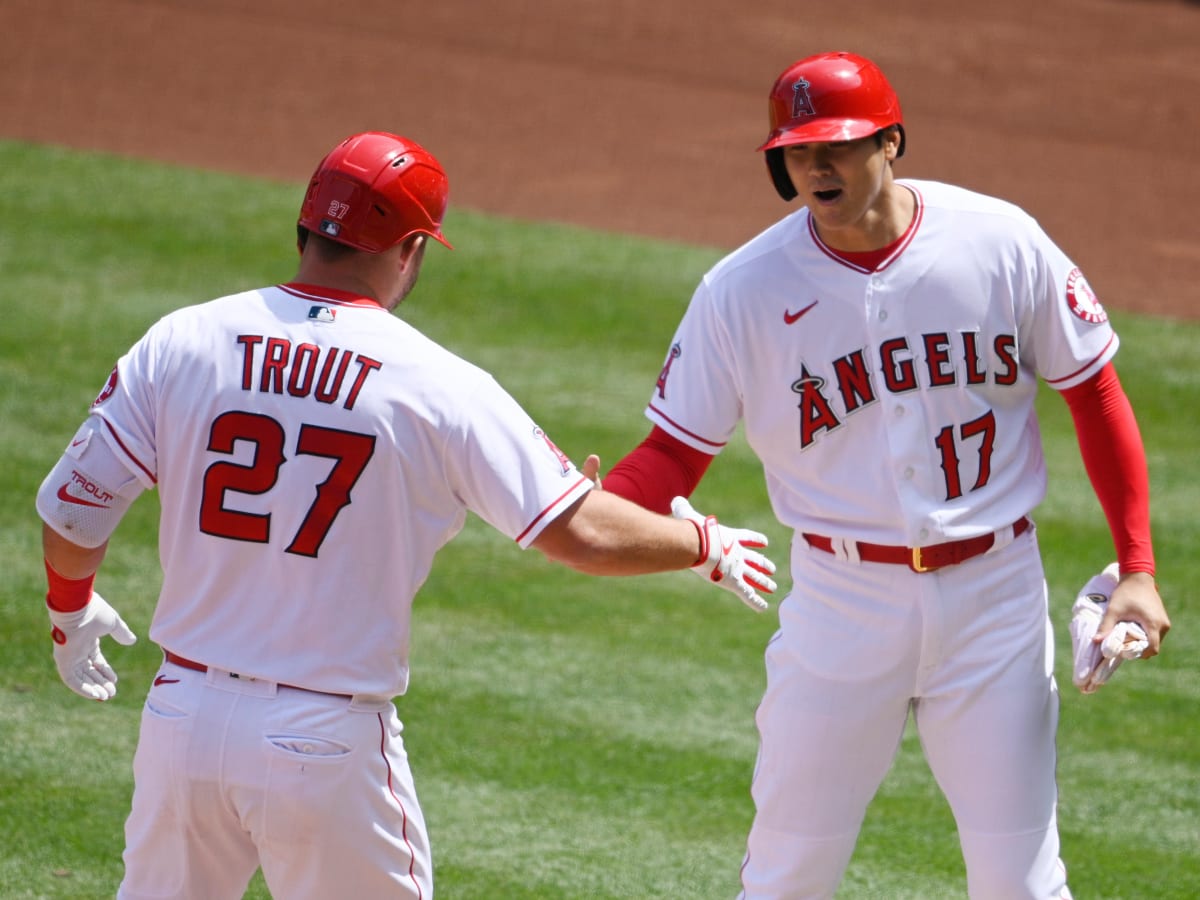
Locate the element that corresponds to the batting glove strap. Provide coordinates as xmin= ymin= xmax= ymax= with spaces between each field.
xmin=1069 ymin=565 xmax=1148 ymax=694
xmin=671 ymin=496 xmax=777 ymax=612
xmin=48 ymin=592 xmax=137 ymax=702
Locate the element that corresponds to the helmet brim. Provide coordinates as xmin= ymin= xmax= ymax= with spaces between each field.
xmin=423 ymin=229 xmax=454 ymax=251
xmin=756 ymin=118 xmax=885 ymax=152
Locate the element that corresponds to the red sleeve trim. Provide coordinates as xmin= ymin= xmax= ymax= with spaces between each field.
xmin=1059 ymin=362 xmax=1155 ymax=574
xmin=515 ymin=475 xmax=591 ymax=544
xmin=645 ymin=405 xmax=726 ymax=452
xmin=1044 ymin=333 xmax=1117 ymax=386
xmin=601 ymin=426 xmax=714 ymax=515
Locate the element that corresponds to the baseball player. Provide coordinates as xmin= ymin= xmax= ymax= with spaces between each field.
xmin=592 ymin=53 xmax=1171 ymax=898
xmin=34 ymin=131 xmax=777 ymax=899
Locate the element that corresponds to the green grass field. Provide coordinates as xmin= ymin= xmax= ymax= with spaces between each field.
xmin=0 ymin=140 xmax=1195 ymax=899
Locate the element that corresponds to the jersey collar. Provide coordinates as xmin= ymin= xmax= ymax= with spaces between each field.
xmin=807 ymin=183 xmax=923 ymax=274
xmin=280 ymin=282 xmax=387 ymax=309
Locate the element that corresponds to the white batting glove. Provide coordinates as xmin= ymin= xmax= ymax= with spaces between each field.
xmin=48 ymin=592 xmax=137 ymax=701
xmin=671 ymin=496 xmax=777 ymax=612
xmin=1069 ymin=563 xmax=1149 ymax=694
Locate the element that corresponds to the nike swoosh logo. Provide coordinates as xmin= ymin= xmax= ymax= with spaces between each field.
xmin=56 ymin=483 xmax=111 ymax=508
xmin=784 ymin=301 xmax=819 ymax=325
xmin=71 ymin=438 xmax=87 ymax=447
xmin=153 ymin=675 xmax=180 ymax=687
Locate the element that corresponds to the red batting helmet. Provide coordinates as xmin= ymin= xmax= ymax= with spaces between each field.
xmin=758 ymin=52 xmax=905 ymax=201
xmin=298 ymin=131 xmax=452 ymax=252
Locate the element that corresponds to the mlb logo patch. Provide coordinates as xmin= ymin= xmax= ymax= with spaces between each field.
xmin=308 ymin=305 xmax=337 ymax=323
xmin=319 ymin=219 xmax=341 ymax=237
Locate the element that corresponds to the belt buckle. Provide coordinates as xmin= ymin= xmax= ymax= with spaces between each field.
xmin=910 ymin=546 xmax=936 ymax=573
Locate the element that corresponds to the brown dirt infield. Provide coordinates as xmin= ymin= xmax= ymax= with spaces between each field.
xmin=3 ymin=0 xmax=1198 ymax=318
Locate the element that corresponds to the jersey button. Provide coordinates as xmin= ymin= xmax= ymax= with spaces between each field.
xmin=903 ymin=466 xmax=915 ymax=479
xmin=878 ymin=310 xmax=888 ymax=321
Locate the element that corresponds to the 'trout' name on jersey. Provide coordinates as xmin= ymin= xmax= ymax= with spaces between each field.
xmin=235 ymin=335 xmax=382 ymax=411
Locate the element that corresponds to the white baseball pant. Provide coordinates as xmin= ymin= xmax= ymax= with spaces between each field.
xmin=738 ymin=527 xmax=1071 ymax=899
xmin=118 ymin=658 xmax=432 ymax=899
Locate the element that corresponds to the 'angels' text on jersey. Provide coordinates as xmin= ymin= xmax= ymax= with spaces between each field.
xmin=792 ymin=329 xmax=1017 ymax=448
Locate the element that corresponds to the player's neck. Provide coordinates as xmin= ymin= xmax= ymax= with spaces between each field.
xmin=293 ymin=259 xmax=393 ymax=309
xmin=813 ymin=182 xmax=915 ymax=254
xmin=814 ymin=185 xmax=918 ymax=272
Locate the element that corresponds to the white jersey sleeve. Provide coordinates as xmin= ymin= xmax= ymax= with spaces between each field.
xmin=439 ymin=371 xmax=591 ymax=547
xmin=1012 ymin=217 xmax=1118 ymax=390
xmin=645 ymin=278 xmax=744 ymax=454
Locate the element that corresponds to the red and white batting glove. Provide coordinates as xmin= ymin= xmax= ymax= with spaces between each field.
xmin=49 ymin=592 xmax=138 ymax=701
xmin=671 ymin=496 xmax=777 ymax=612
xmin=1069 ymin=563 xmax=1149 ymax=694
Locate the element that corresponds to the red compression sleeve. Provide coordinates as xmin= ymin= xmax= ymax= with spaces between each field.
xmin=45 ymin=559 xmax=95 ymax=612
xmin=601 ymin=426 xmax=714 ymax=514
xmin=1060 ymin=362 xmax=1155 ymax=575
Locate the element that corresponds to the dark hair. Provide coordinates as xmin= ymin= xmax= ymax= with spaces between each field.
xmin=296 ymin=226 xmax=360 ymax=261
xmin=874 ymin=124 xmax=903 ymax=148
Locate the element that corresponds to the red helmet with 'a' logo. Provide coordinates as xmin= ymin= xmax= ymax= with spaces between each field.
xmin=298 ymin=132 xmax=452 ymax=252
xmin=758 ymin=52 xmax=905 ymax=200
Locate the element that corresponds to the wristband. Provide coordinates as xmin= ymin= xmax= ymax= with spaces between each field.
xmin=44 ymin=559 xmax=95 ymax=612
xmin=685 ymin=517 xmax=709 ymax=567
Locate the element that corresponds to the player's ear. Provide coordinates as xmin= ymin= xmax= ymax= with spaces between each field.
xmin=882 ymin=126 xmax=903 ymax=162
xmin=398 ymin=235 xmax=427 ymax=272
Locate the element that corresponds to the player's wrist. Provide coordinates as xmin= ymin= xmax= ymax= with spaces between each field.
xmin=685 ymin=517 xmax=709 ymax=568
xmin=1117 ymin=567 xmax=1156 ymax=581
xmin=44 ymin=559 xmax=95 ymax=612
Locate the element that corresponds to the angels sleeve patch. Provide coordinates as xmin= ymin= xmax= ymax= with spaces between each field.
xmin=532 ymin=426 xmax=572 ymax=475
xmin=92 ymin=365 xmax=119 ymax=407
xmin=1065 ymin=268 xmax=1108 ymax=324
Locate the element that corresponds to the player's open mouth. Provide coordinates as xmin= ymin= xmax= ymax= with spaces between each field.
xmin=813 ymin=189 xmax=842 ymax=203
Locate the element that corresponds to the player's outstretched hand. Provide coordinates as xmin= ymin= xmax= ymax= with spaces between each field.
xmin=1069 ymin=563 xmax=1149 ymax=694
xmin=671 ymin=496 xmax=777 ymax=612
xmin=48 ymin=592 xmax=137 ymax=701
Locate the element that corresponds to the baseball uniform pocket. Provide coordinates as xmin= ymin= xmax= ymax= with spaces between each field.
xmin=264 ymin=733 xmax=352 ymax=758
xmin=145 ymin=696 xmax=190 ymax=719
xmin=259 ymin=735 xmax=359 ymax=853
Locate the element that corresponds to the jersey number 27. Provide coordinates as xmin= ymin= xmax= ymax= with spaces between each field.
xmin=199 ymin=410 xmax=376 ymax=557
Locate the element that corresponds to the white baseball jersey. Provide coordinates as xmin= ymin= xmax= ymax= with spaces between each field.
xmin=647 ymin=179 xmax=1117 ymax=547
xmin=84 ymin=283 xmax=591 ymax=697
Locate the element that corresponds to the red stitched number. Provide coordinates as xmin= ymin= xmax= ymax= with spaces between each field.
xmin=934 ymin=410 xmax=996 ymax=501
xmin=286 ymin=422 xmax=375 ymax=557
xmin=199 ymin=411 xmax=376 ymax=557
